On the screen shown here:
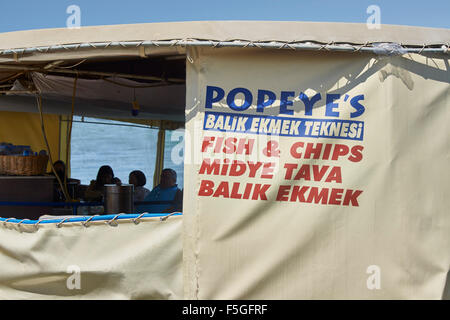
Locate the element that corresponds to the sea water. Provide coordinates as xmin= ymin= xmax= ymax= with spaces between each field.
xmin=71 ymin=116 xmax=184 ymax=190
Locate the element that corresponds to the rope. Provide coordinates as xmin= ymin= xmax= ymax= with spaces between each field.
xmin=2 ymin=217 xmax=15 ymax=227
xmin=56 ymin=217 xmax=69 ymax=228
xmin=106 ymin=214 xmax=121 ymax=226
xmin=17 ymin=219 xmax=30 ymax=228
xmin=34 ymin=219 xmax=43 ymax=231
xmin=0 ymin=71 xmax=25 ymax=83
xmin=63 ymin=75 xmax=78 ymax=202
xmin=81 ymin=214 xmax=98 ymax=227
xmin=153 ymin=127 xmax=165 ymax=188
xmin=160 ymin=211 xmax=179 ymax=221
xmin=133 ymin=212 xmax=147 ymax=224
xmin=101 ymin=77 xmax=169 ymax=88
xmin=354 ymin=41 xmax=369 ymax=52
xmin=58 ymin=59 xmax=87 ymax=69
xmin=1 ymin=213 xmax=182 ymax=229
xmin=36 ymin=95 xmax=71 ymax=202
xmin=418 ymin=43 xmax=426 ymax=54
xmin=0 ymin=40 xmax=448 ymax=57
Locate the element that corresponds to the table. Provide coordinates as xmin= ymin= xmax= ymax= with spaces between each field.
xmin=0 ymin=176 xmax=55 ymax=220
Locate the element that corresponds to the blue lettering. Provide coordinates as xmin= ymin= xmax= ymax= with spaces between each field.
xmin=299 ymin=92 xmax=322 ymax=116
xmin=257 ymin=90 xmax=276 ymax=113
xmin=227 ymin=87 xmax=253 ymax=111
xmin=205 ymin=85 xmax=225 ymax=109
xmin=325 ymin=94 xmax=340 ymax=117
xmin=205 ymin=86 xmax=366 ymax=118
xmin=350 ymin=94 xmax=365 ymax=118
xmin=280 ymin=91 xmax=295 ymax=115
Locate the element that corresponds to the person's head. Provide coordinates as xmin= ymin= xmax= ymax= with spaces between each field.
xmin=129 ymin=170 xmax=146 ymax=187
xmin=95 ymin=165 xmax=115 ymax=189
xmin=53 ymin=160 xmax=66 ymax=180
xmin=160 ymin=168 xmax=177 ymax=189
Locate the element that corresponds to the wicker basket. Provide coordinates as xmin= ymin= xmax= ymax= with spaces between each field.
xmin=0 ymin=155 xmax=49 ymax=176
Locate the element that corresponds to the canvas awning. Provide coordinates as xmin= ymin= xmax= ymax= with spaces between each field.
xmin=0 ymin=21 xmax=446 ymax=64
xmin=0 ymin=21 xmax=449 ymax=51
xmin=2 ymin=72 xmax=185 ymax=122
xmin=0 ymin=21 xmax=447 ymax=123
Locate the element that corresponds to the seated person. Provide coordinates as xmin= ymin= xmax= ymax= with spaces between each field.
xmin=49 ymin=160 xmax=80 ymax=201
xmin=129 ymin=170 xmax=150 ymax=201
xmin=84 ymin=165 xmax=121 ymax=201
xmin=50 ymin=160 xmax=66 ymax=182
xmin=137 ymin=168 xmax=183 ymax=213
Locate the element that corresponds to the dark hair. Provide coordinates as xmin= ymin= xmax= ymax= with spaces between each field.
xmin=129 ymin=170 xmax=146 ymax=187
xmin=53 ymin=160 xmax=66 ymax=168
xmin=162 ymin=168 xmax=177 ymax=181
xmin=95 ymin=165 xmax=114 ymax=190
xmin=52 ymin=160 xmax=66 ymax=180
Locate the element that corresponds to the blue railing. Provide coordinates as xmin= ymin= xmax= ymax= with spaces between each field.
xmin=0 ymin=200 xmax=179 ymax=216
xmin=0 ymin=212 xmax=182 ymax=225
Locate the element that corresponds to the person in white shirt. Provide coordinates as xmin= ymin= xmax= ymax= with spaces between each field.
xmin=129 ymin=170 xmax=150 ymax=201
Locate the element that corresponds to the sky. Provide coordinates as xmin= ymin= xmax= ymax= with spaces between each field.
xmin=0 ymin=0 xmax=448 ymax=33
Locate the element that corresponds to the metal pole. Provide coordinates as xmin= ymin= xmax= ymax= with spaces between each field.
xmin=0 ymin=64 xmax=185 ymax=83
xmin=0 ymin=40 xmax=447 ymax=56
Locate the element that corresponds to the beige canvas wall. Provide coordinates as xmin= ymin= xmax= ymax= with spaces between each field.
xmin=183 ymin=47 xmax=450 ymax=299
xmin=0 ymin=215 xmax=182 ymax=299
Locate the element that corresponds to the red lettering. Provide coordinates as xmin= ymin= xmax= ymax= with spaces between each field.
xmin=294 ymin=164 xmax=310 ymax=181
xmin=306 ymin=187 xmax=329 ymax=204
xmin=223 ymin=137 xmax=237 ymax=154
xmin=201 ymin=137 xmax=215 ymax=152
xmin=220 ymin=158 xmax=230 ymax=175
xmin=329 ymin=188 xmax=344 ymax=205
xmin=261 ymin=162 xmax=275 ymax=179
xmin=229 ymin=160 xmax=246 ymax=176
xmin=247 ymin=162 xmax=263 ymax=178
xmin=343 ymin=189 xmax=363 ymax=206
xmin=213 ymin=181 xmax=229 ymax=198
xmin=214 ymin=137 xmax=224 ymax=153
xmin=252 ymin=184 xmax=271 ymax=200
xmin=349 ymin=145 xmax=364 ymax=162
xmin=243 ymin=183 xmax=253 ymax=199
xmin=199 ymin=159 xmax=221 ymax=175
xmin=230 ymin=183 xmax=242 ymax=199
xmin=237 ymin=139 xmax=254 ymax=155
xmin=290 ymin=142 xmax=304 ymax=158
xmin=331 ymin=144 xmax=349 ymax=160
xmin=325 ymin=167 xmax=342 ymax=183
xmin=312 ymin=165 xmax=329 ymax=181
xmin=322 ymin=144 xmax=333 ymax=160
xmin=284 ymin=163 xmax=297 ymax=179
xmin=304 ymin=143 xmax=323 ymax=159
xmin=276 ymin=185 xmax=290 ymax=201
xmin=198 ymin=180 xmax=214 ymax=196
xmin=290 ymin=186 xmax=309 ymax=202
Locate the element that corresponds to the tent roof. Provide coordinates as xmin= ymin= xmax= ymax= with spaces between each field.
xmin=0 ymin=21 xmax=447 ymax=125
xmin=0 ymin=21 xmax=448 ymax=52
xmin=3 ymin=73 xmax=185 ymax=122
